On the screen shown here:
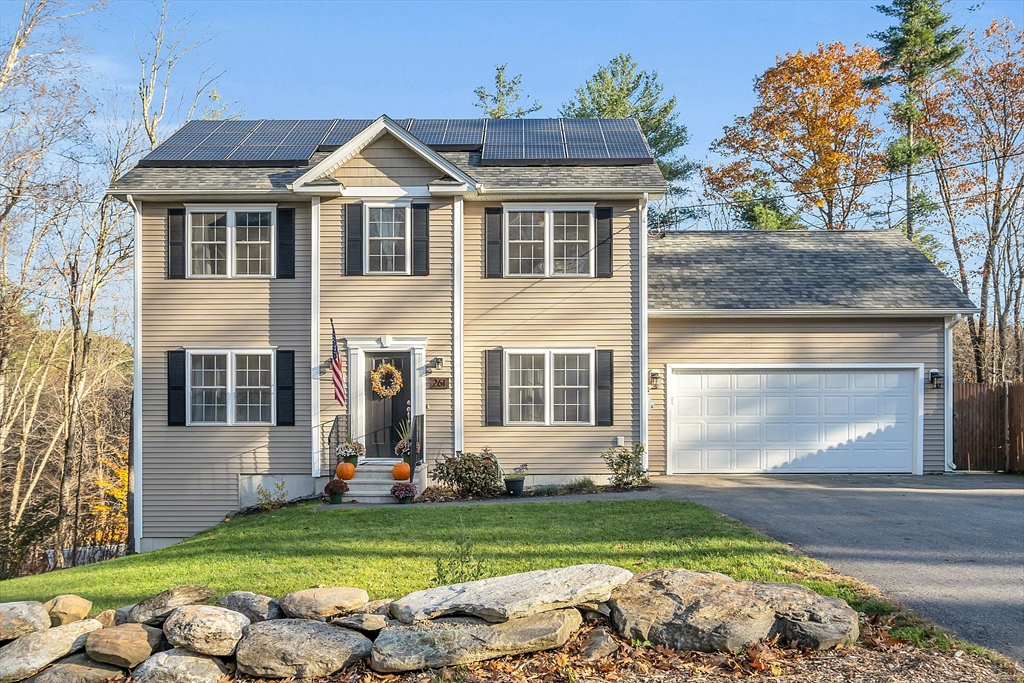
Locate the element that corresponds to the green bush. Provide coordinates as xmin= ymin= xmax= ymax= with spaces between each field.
xmin=563 ymin=476 xmax=600 ymax=494
xmin=602 ymin=443 xmax=650 ymax=488
xmin=430 ymin=448 xmax=503 ymax=498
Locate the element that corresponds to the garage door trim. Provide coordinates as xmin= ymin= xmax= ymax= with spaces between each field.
xmin=664 ymin=363 xmax=924 ymax=476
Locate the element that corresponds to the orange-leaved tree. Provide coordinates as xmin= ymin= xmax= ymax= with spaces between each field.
xmin=706 ymin=42 xmax=889 ymax=230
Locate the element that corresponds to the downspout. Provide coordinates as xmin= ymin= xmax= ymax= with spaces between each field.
xmin=453 ymin=197 xmax=465 ymax=453
xmin=945 ymin=314 xmax=961 ymax=471
xmin=126 ymin=194 xmax=144 ymax=552
xmin=311 ymin=196 xmax=322 ymax=478
xmin=639 ymin=193 xmax=649 ymax=471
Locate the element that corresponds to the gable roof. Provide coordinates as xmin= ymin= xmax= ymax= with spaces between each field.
xmin=648 ymin=229 xmax=977 ymax=315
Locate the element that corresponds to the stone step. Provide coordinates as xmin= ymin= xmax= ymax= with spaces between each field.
xmin=345 ymin=483 xmax=399 ymax=496
xmin=341 ymin=493 xmax=399 ymax=505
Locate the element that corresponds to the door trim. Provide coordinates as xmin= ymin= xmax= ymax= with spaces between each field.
xmin=345 ymin=337 xmax=428 ymax=460
xmin=664 ymin=363 xmax=924 ymax=476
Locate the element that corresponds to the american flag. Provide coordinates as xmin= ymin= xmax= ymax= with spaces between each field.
xmin=330 ymin=319 xmax=346 ymax=406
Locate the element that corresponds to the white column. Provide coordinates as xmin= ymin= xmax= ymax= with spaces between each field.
xmin=311 ymin=196 xmax=322 ymax=477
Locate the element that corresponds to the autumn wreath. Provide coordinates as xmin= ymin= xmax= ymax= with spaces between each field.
xmin=370 ymin=362 xmax=403 ymax=398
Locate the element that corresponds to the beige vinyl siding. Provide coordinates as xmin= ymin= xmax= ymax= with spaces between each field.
xmin=318 ymin=198 xmax=454 ymax=470
xmin=647 ymin=317 xmax=947 ymax=474
xmin=139 ymin=201 xmax=312 ymax=538
xmin=327 ymin=133 xmax=444 ymax=187
xmin=462 ymin=201 xmax=641 ymax=476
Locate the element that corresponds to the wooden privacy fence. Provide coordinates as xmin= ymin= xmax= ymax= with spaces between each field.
xmin=953 ymin=382 xmax=1024 ymax=472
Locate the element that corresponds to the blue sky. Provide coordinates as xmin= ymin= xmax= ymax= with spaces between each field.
xmin=58 ymin=0 xmax=1021 ymax=160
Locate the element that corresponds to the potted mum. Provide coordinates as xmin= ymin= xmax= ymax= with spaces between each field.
xmin=324 ymin=478 xmax=349 ymax=504
xmin=338 ymin=440 xmax=365 ymax=467
xmin=390 ymin=482 xmax=417 ymax=504
xmin=504 ymin=464 xmax=529 ymax=497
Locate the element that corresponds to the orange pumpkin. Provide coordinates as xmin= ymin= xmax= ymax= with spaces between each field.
xmin=336 ymin=462 xmax=356 ymax=480
xmin=392 ymin=462 xmax=411 ymax=481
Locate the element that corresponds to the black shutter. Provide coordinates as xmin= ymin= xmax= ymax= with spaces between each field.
xmin=596 ymin=349 xmax=614 ymax=426
xmin=412 ymin=203 xmax=430 ymax=276
xmin=485 ymin=207 xmax=503 ymax=278
xmin=167 ymin=349 xmax=186 ymax=426
xmin=167 ymin=209 xmax=186 ymax=279
xmin=595 ymin=207 xmax=613 ymax=278
xmin=485 ymin=349 xmax=503 ymax=426
xmin=276 ymin=350 xmax=295 ymax=426
xmin=345 ymin=202 xmax=363 ymax=276
xmin=276 ymin=208 xmax=295 ymax=279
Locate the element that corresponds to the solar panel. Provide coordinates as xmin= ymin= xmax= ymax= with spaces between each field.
xmin=439 ymin=119 xmax=484 ymax=148
xmin=525 ymin=144 xmax=565 ymax=159
xmin=225 ymin=145 xmax=281 ymax=161
xmin=321 ymin=119 xmax=373 ymax=146
xmin=566 ymin=143 xmax=609 ymax=158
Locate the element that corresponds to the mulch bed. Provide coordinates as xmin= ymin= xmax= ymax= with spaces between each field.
xmin=416 ymin=485 xmax=652 ymax=504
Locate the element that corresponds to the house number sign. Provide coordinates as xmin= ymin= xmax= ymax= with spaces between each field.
xmin=429 ymin=377 xmax=451 ymax=390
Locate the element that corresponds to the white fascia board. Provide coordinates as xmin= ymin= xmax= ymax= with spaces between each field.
xmin=648 ymin=307 xmax=981 ymax=318
xmin=290 ymin=115 xmax=477 ymax=191
xmin=475 ymin=185 xmax=666 ymax=199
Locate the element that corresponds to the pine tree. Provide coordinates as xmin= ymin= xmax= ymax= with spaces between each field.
xmin=474 ymin=64 xmax=542 ymax=119
xmin=865 ymin=0 xmax=964 ymax=240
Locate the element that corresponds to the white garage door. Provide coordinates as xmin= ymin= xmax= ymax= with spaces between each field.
xmin=667 ymin=367 xmax=919 ymax=474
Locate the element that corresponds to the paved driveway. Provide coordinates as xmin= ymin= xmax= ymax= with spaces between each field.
xmin=652 ymin=474 xmax=1024 ymax=662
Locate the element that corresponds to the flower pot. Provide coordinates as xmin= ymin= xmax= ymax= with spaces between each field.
xmin=343 ymin=455 xmax=359 ymax=466
xmin=397 ymin=496 xmax=413 ymax=504
xmin=328 ymin=494 xmax=343 ymax=504
xmin=505 ymin=478 xmax=525 ymax=496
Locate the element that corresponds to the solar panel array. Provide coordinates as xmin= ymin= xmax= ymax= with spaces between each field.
xmin=138 ymin=118 xmax=654 ymax=167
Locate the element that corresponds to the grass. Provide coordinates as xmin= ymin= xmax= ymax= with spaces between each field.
xmin=0 ymin=499 xmax=898 ymax=616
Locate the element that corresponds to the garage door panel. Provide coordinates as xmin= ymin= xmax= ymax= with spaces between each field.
xmin=669 ymin=368 xmax=917 ymax=474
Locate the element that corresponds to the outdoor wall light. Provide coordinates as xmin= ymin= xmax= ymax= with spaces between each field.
xmin=648 ymin=369 xmax=663 ymax=390
xmin=430 ymin=356 xmax=445 ymax=370
xmin=929 ymin=369 xmax=944 ymax=389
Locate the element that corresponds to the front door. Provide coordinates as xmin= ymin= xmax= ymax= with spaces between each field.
xmin=365 ymin=353 xmax=412 ymax=458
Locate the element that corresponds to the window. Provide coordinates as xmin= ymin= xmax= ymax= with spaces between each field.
xmin=365 ymin=205 xmax=410 ymax=274
xmin=187 ymin=350 xmax=274 ymax=425
xmin=505 ymin=349 xmax=594 ymax=425
xmin=504 ymin=205 xmax=594 ymax=278
xmin=186 ymin=206 xmax=275 ymax=278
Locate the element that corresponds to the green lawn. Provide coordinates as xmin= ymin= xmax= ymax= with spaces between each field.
xmin=0 ymin=500 xmax=872 ymax=614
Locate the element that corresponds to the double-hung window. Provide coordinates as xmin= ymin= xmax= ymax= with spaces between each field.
xmin=187 ymin=206 xmax=275 ymax=278
xmin=504 ymin=349 xmax=595 ymax=425
xmin=365 ymin=204 xmax=411 ymax=274
xmin=187 ymin=350 xmax=275 ymax=425
xmin=503 ymin=204 xmax=595 ymax=278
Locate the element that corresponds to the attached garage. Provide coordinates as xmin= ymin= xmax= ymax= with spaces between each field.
xmin=645 ymin=230 xmax=978 ymax=476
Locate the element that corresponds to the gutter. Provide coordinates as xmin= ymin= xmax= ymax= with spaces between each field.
xmin=648 ymin=307 xmax=981 ymax=318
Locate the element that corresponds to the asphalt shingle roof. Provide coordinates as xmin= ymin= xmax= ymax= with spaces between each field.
xmin=648 ymin=230 xmax=977 ymax=312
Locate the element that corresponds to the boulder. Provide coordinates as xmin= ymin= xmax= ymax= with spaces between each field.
xmin=162 ymin=605 xmax=249 ymax=656
xmin=390 ymin=564 xmax=633 ymax=623
xmin=0 ymin=618 xmax=102 ymax=683
xmin=355 ymin=599 xmax=392 ymax=616
xmin=0 ymin=602 xmax=50 ymax=641
xmin=215 ymin=591 xmax=281 ymax=622
xmin=23 ymin=653 xmax=125 ymax=683
xmin=335 ymin=613 xmax=387 ymax=635
xmin=94 ymin=610 xmax=117 ymax=629
xmin=371 ymin=608 xmax=583 ymax=673
xmin=753 ymin=583 xmax=859 ymax=649
xmin=127 ymin=586 xmax=213 ymax=626
xmin=279 ymin=587 xmax=368 ymax=620
xmin=41 ymin=596 xmax=92 ymax=627
xmin=131 ymin=648 xmax=228 ymax=683
xmin=85 ymin=623 xmax=163 ymax=668
xmin=113 ymin=605 xmax=134 ymax=626
xmin=581 ymin=627 xmax=619 ymax=661
xmin=235 ymin=619 xmax=372 ymax=679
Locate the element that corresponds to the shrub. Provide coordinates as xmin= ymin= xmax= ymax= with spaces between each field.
xmin=431 ymin=530 xmax=495 ymax=587
xmin=256 ymin=479 xmax=289 ymax=510
xmin=390 ymin=482 xmax=417 ymax=499
xmin=430 ymin=448 xmax=503 ymax=498
xmin=602 ymin=443 xmax=650 ymax=488
xmin=563 ymin=476 xmax=600 ymax=494
xmin=323 ymin=479 xmax=349 ymax=496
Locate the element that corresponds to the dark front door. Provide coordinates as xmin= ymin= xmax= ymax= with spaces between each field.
xmin=365 ymin=353 xmax=411 ymax=458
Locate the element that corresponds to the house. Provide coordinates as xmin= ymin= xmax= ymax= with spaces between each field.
xmin=107 ymin=116 xmax=977 ymax=552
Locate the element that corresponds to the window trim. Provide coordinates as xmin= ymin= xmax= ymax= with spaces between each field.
xmin=501 ymin=203 xmax=596 ymax=279
xmin=184 ymin=204 xmax=277 ymax=279
xmin=363 ymin=201 xmax=413 ymax=276
xmin=184 ymin=348 xmax=276 ymax=426
xmin=503 ymin=348 xmax=596 ymax=426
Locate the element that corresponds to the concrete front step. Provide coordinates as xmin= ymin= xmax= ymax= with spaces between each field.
xmin=340 ymin=493 xmax=401 ymax=504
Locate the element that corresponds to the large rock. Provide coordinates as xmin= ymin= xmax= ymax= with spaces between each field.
xmin=127 ymin=586 xmax=213 ymax=626
xmin=162 ymin=605 xmax=249 ymax=656
xmin=372 ymin=609 xmax=582 ymax=672
xmin=336 ymin=613 xmax=387 ymax=635
xmin=113 ymin=605 xmax=134 ymax=626
xmin=41 ymin=596 xmax=92 ymax=627
xmin=23 ymin=653 xmax=125 ymax=683
xmin=215 ymin=591 xmax=281 ymax=622
xmin=0 ymin=618 xmax=102 ymax=683
xmin=390 ymin=564 xmax=633 ymax=623
xmin=94 ymin=610 xmax=117 ymax=629
xmin=131 ymin=648 xmax=228 ymax=683
xmin=0 ymin=602 xmax=50 ymax=641
xmin=279 ymin=587 xmax=368 ymax=620
xmin=753 ymin=583 xmax=859 ymax=649
xmin=581 ymin=627 xmax=619 ymax=661
xmin=608 ymin=569 xmax=858 ymax=653
xmin=85 ymin=623 xmax=163 ymax=668
xmin=235 ymin=619 xmax=372 ymax=679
